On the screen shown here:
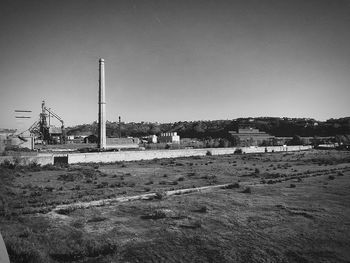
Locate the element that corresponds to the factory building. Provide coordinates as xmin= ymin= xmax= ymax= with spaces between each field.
xmin=158 ymin=132 xmax=180 ymax=144
xmin=229 ymin=128 xmax=274 ymax=146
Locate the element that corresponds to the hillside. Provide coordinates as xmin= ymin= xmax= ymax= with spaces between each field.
xmin=66 ymin=117 xmax=350 ymax=139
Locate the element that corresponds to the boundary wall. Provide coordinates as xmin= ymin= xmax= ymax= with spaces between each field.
xmin=0 ymin=145 xmax=312 ymax=166
xmin=68 ymin=145 xmax=312 ymax=164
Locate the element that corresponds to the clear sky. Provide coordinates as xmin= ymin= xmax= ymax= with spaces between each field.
xmin=1 ymin=0 xmax=350 ymax=131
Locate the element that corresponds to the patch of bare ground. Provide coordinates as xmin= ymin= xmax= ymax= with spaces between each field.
xmin=1 ymin=150 xmax=350 ymax=262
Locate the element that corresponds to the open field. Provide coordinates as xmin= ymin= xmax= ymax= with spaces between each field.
xmin=0 ymin=149 xmax=350 ymax=262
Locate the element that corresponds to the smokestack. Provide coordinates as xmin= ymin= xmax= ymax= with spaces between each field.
xmin=98 ymin=58 xmax=106 ymax=149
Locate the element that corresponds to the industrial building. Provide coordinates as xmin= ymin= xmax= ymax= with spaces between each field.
xmin=158 ymin=132 xmax=180 ymax=144
xmin=229 ymin=128 xmax=274 ymax=146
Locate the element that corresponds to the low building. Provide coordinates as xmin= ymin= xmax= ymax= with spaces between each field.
xmin=146 ymin=135 xmax=158 ymax=144
xmin=0 ymin=129 xmax=35 ymax=151
xmin=106 ymin=137 xmax=140 ymax=149
xmin=229 ymin=128 xmax=274 ymax=147
xmin=158 ymin=132 xmax=180 ymax=144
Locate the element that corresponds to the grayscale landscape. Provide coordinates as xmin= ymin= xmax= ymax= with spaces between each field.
xmin=1 ymin=0 xmax=350 ymax=262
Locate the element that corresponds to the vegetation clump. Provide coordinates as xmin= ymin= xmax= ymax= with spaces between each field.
xmin=141 ymin=209 xmax=169 ymax=220
xmin=222 ymin=182 xmax=240 ymax=189
xmin=241 ymin=187 xmax=251 ymax=193
xmin=193 ymin=206 xmax=208 ymax=213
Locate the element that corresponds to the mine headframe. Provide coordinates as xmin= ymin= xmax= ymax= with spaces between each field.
xmin=37 ymin=101 xmax=66 ymax=144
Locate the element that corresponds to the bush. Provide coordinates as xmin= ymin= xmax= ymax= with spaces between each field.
xmin=1 ymin=159 xmax=15 ymax=169
xmin=141 ymin=209 xmax=167 ymax=220
xmin=154 ymin=191 xmax=166 ymax=200
xmin=206 ymin=150 xmax=212 ymax=156
xmin=234 ymin=149 xmax=243 ymax=154
xmin=290 ymin=184 xmax=296 ymax=188
xmin=222 ymin=182 xmax=240 ymax=189
xmin=6 ymin=237 xmax=44 ymax=263
xmin=194 ymin=206 xmax=208 ymax=213
xmin=55 ymin=206 xmax=77 ymax=215
xmin=241 ymin=187 xmax=251 ymax=193
xmin=87 ymin=216 xmax=107 ymax=223
xmin=328 ymin=175 xmax=335 ymax=180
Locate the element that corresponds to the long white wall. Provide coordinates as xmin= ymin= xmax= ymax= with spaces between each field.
xmin=0 ymin=146 xmax=312 ymax=166
xmin=68 ymin=146 xmax=312 ymax=164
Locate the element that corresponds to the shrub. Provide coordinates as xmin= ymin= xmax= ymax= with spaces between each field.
xmin=55 ymin=206 xmax=77 ymax=215
xmin=57 ymin=173 xmax=75 ymax=182
xmin=194 ymin=206 xmax=208 ymax=213
xmin=328 ymin=175 xmax=335 ymax=180
xmin=206 ymin=150 xmax=212 ymax=156
xmin=87 ymin=216 xmax=107 ymax=223
xmin=180 ymin=219 xmax=202 ymax=229
xmin=141 ymin=209 xmax=167 ymax=220
xmin=290 ymin=184 xmax=296 ymax=188
xmin=154 ymin=191 xmax=166 ymax=200
xmin=1 ymin=159 xmax=15 ymax=169
xmin=222 ymin=182 xmax=240 ymax=189
xmin=234 ymin=149 xmax=243 ymax=154
xmin=241 ymin=187 xmax=251 ymax=193
xmin=6 ymin=237 xmax=44 ymax=263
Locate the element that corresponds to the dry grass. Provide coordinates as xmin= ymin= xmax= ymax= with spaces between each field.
xmin=1 ymin=150 xmax=350 ymax=262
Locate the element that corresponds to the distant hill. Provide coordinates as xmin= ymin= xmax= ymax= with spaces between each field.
xmin=66 ymin=117 xmax=350 ymax=139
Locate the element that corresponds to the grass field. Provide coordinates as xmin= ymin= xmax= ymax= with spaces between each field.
xmin=0 ymin=149 xmax=350 ymax=262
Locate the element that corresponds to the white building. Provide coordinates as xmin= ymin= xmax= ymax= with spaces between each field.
xmin=158 ymin=132 xmax=180 ymax=144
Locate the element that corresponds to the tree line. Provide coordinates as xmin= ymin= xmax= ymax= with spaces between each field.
xmin=66 ymin=117 xmax=350 ymax=141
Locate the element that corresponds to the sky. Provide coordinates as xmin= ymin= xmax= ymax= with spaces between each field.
xmin=0 ymin=0 xmax=350 ymax=131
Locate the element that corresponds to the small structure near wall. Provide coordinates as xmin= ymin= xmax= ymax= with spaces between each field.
xmin=0 ymin=129 xmax=35 ymax=151
xmin=158 ymin=132 xmax=180 ymax=144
